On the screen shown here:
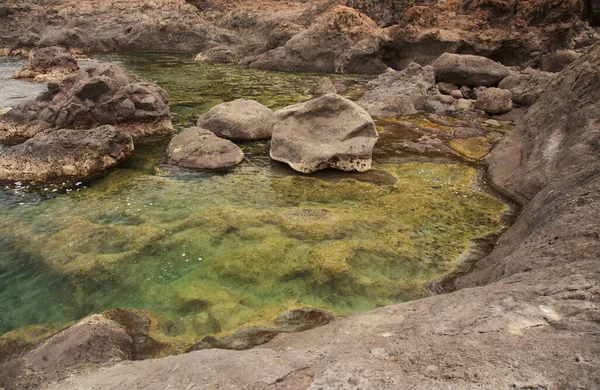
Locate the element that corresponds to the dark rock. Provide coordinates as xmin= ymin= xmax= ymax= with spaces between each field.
xmin=196 ymin=99 xmax=273 ymax=141
xmin=0 ymin=126 xmax=134 ymax=184
xmin=165 ymin=127 xmax=244 ymax=171
xmin=460 ymin=85 xmax=473 ymax=99
xmin=540 ymin=50 xmax=581 ymax=73
xmin=357 ymin=63 xmax=435 ymax=118
xmin=432 ymin=53 xmax=510 ymax=87
xmin=498 ymin=68 xmax=557 ymax=106
xmin=13 ymin=46 xmax=79 ymax=82
xmin=0 ymin=64 xmax=173 ymax=143
xmin=250 ymin=6 xmax=387 ymax=74
xmin=271 ymin=94 xmax=378 ymax=173
xmin=274 ymin=308 xmax=334 ymax=331
xmin=475 ymin=87 xmax=513 ymax=115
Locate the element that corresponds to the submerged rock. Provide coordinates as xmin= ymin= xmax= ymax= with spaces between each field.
xmin=475 ymin=88 xmax=513 ymax=115
xmin=0 ymin=126 xmax=134 ymax=183
xmin=270 ymin=94 xmax=378 ymax=173
xmin=0 ymin=64 xmax=173 ymax=143
xmin=165 ymin=127 xmax=244 ymax=171
xmin=357 ymin=63 xmax=435 ymax=118
xmin=13 ymin=46 xmax=79 ymax=83
xmin=498 ymin=68 xmax=557 ymax=106
xmin=197 ymin=99 xmax=273 ymax=141
xmin=432 ymin=53 xmax=510 ymax=87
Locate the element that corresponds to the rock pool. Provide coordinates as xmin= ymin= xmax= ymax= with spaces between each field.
xmin=0 ymin=53 xmax=512 ymax=351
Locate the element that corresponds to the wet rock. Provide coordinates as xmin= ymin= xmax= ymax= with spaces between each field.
xmin=540 ymin=50 xmax=581 ymax=73
xmin=399 ymin=136 xmax=457 ymax=156
xmin=450 ymin=90 xmax=463 ymax=99
xmin=498 ymin=68 xmax=557 ymax=106
xmin=436 ymin=82 xmax=458 ymax=95
xmin=13 ymin=46 xmax=79 ymax=83
xmin=275 ymin=308 xmax=334 ymax=331
xmin=165 ymin=126 xmax=244 ymax=171
xmin=196 ymin=99 xmax=273 ymax=141
xmin=271 ymin=94 xmax=378 ymax=173
xmin=0 ymin=126 xmax=134 ymax=184
xmin=250 ymin=6 xmax=387 ymax=74
xmin=475 ymin=88 xmax=513 ymax=115
xmin=0 ymin=64 xmax=173 ymax=143
xmin=194 ymin=45 xmax=240 ymax=64
xmin=357 ymin=63 xmax=435 ymax=118
xmin=432 ymin=53 xmax=510 ymax=87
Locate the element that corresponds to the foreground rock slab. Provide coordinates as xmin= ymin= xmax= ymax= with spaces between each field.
xmin=166 ymin=127 xmax=244 ymax=171
xmin=0 ymin=126 xmax=134 ymax=183
xmin=432 ymin=53 xmax=510 ymax=87
xmin=13 ymin=46 xmax=79 ymax=83
xmin=270 ymin=94 xmax=378 ymax=173
xmin=357 ymin=63 xmax=435 ymax=118
xmin=0 ymin=64 xmax=173 ymax=143
xmin=196 ymin=99 xmax=273 ymax=141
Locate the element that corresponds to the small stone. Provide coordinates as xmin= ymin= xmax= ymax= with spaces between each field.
xmin=450 ymin=90 xmax=463 ymax=99
xmin=475 ymin=88 xmax=513 ymax=114
xmin=484 ymin=119 xmax=501 ymax=127
xmin=433 ymin=94 xmax=456 ymax=105
xmin=436 ymin=82 xmax=458 ymax=95
xmin=454 ymin=98 xmax=473 ymax=111
xmin=460 ymin=85 xmax=473 ymax=99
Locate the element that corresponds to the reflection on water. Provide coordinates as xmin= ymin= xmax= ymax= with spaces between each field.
xmin=0 ymin=53 xmax=511 ymax=347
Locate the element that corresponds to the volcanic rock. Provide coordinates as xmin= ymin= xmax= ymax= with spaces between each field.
xmin=196 ymin=99 xmax=273 ymax=141
xmin=432 ymin=53 xmax=510 ymax=87
xmin=13 ymin=46 xmax=79 ymax=83
xmin=271 ymin=94 xmax=378 ymax=173
xmin=475 ymin=87 xmax=513 ymax=115
xmin=498 ymin=68 xmax=557 ymax=106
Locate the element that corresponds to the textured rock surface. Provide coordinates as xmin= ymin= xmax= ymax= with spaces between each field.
xmin=0 ymin=64 xmax=173 ymax=143
xmin=498 ymin=68 xmax=557 ymax=106
xmin=475 ymin=87 xmax=513 ymax=114
xmin=196 ymin=99 xmax=273 ymax=141
xmin=271 ymin=94 xmax=378 ymax=173
xmin=540 ymin=49 xmax=582 ymax=72
xmin=357 ymin=63 xmax=435 ymax=118
xmin=166 ymin=127 xmax=244 ymax=171
xmin=250 ymin=6 xmax=387 ymax=74
xmin=0 ymin=126 xmax=134 ymax=183
xmin=433 ymin=53 xmax=510 ymax=87
xmin=13 ymin=46 xmax=79 ymax=83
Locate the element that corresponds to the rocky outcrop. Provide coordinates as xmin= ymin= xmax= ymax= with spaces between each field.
xmin=270 ymin=94 xmax=378 ymax=173
xmin=498 ymin=68 xmax=557 ymax=106
xmin=475 ymin=87 xmax=513 ymax=114
xmin=540 ymin=49 xmax=582 ymax=72
xmin=432 ymin=53 xmax=510 ymax=87
xmin=196 ymin=99 xmax=273 ymax=141
xmin=0 ymin=0 xmax=238 ymax=52
xmin=356 ymin=63 xmax=435 ymax=118
xmin=0 ymin=126 xmax=134 ymax=184
xmin=165 ymin=127 xmax=244 ymax=171
xmin=13 ymin=46 xmax=79 ymax=83
xmin=249 ymin=6 xmax=387 ymax=74
xmin=0 ymin=64 xmax=173 ymax=143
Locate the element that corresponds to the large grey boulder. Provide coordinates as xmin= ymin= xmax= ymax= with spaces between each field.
xmin=13 ymin=46 xmax=79 ymax=83
xmin=475 ymin=87 xmax=513 ymax=114
xmin=166 ymin=127 xmax=244 ymax=171
xmin=197 ymin=99 xmax=273 ymax=141
xmin=0 ymin=125 xmax=133 ymax=184
xmin=498 ymin=68 xmax=557 ymax=106
xmin=250 ymin=6 xmax=386 ymax=74
xmin=432 ymin=53 xmax=510 ymax=87
xmin=0 ymin=64 xmax=173 ymax=144
xmin=356 ymin=63 xmax=435 ymax=118
xmin=270 ymin=94 xmax=378 ymax=173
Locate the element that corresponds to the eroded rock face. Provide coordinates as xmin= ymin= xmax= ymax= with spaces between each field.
xmin=475 ymin=87 xmax=513 ymax=115
xmin=356 ymin=63 xmax=435 ymax=118
xmin=498 ymin=68 xmax=557 ymax=106
xmin=0 ymin=126 xmax=134 ymax=184
xmin=270 ymin=94 xmax=378 ymax=173
xmin=250 ymin=6 xmax=387 ymax=74
xmin=13 ymin=46 xmax=79 ymax=83
xmin=433 ymin=53 xmax=510 ymax=87
xmin=165 ymin=127 xmax=244 ymax=171
xmin=0 ymin=64 xmax=173 ymax=143
xmin=196 ymin=99 xmax=273 ymax=141
xmin=540 ymin=50 xmax=582 ymax=72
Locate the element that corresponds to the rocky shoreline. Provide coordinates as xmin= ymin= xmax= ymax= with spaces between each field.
xmin=0 ymin=1 xmax=599 ymax=389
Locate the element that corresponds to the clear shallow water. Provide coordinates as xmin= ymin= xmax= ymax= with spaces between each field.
xmin=0 ymin=57 xmax=46 ymax=109
xmin=0 ymin=53 xmax=510 ymax=347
